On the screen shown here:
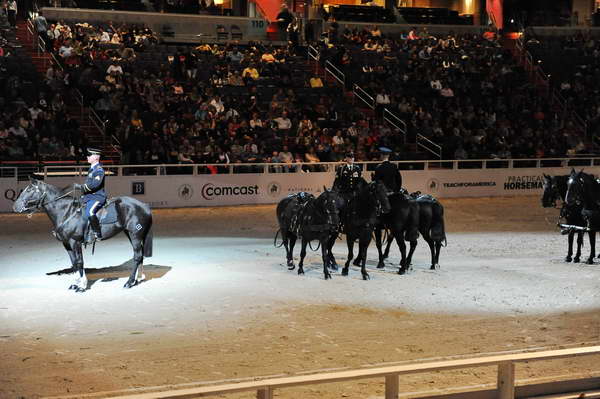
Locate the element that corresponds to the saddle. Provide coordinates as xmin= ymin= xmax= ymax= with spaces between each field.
xmin=96 ymin=200 xmax=118 ymax=224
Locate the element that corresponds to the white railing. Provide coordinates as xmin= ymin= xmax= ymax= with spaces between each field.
xmin=2 ymin=157 xmax=598 ymax=179
xmin=307 ymin=44 xmax=320 ymax=74
xmin=353 ymin=83 xmax=375 ymax=109
xmin=417 ymin=133 xmax=442 ymax=159
xmin=324 ymin=60 xmax=345 ymax=86
xmin=105 ymin=345 xmax=600 ymax=399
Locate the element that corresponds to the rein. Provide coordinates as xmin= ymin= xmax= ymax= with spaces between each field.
xmin=23 ymin=189 xmax=75 ymax=217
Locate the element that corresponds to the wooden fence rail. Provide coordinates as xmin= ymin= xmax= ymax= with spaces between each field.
xmin=107 ymin=345 xmax=600 ymax=399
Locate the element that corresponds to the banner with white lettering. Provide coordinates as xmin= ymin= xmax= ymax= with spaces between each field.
xmin=2 ymin=167 xmax=599 ymax=212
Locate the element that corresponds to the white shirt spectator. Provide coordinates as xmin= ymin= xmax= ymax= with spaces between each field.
xmin=29 ymin=106 xmax=42 ymax=120
xmin=100 ymin=31 xmax=111 ymax=42
xmin=106 ymin=64 xmax=123 ymax=75
xmin=274 ymin=116 xmax=292 ymax=130
xmin=376 ymin=93 xmax=390 ymax=105
xmin=59 ymin=44 xmax=73 ymax=58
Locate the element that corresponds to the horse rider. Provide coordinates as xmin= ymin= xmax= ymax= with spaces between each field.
xmin=373 ymin=147 xmax=402 ymax=194
xmin=74 ymin=148 xmax=106 ymax=242
xmin=333 ymin=151 xmax=363 ymax=197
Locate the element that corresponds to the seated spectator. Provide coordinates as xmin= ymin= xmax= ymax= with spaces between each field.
xmin=242 ymin=64 xmax=259 ymax=84
xmin=273 ymin=111 xmax=292 ymax=133
xmin=309 ymin=75 xmax=323 ymax=88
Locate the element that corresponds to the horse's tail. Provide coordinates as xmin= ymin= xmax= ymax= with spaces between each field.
xmin=431 ymin=202 xmax=446 ymax=246
xmin=143 ymin=223 xmax=153 ymax=258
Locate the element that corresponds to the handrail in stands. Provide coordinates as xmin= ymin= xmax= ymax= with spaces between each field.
xmin=352 ymin=83 xmax=375 ymax=109
xmin=324 ymin=60 xmax=344 ymax=86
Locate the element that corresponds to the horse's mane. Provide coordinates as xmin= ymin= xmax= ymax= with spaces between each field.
xmin=38 ymin=181 xmax=79 ymax=200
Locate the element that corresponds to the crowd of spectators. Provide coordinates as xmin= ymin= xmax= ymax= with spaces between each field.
xmin=0 ymin=13 xmax=90 ymax=162
xmin=317 ymin=24 xmax=590 ymax=159
xmin=39 ymin=17 xmax=409 ymax=169
xmin=4 ymin=12 xmax=596 ymax=166
xmin=526 ymin=31 xmax=600 ymax=149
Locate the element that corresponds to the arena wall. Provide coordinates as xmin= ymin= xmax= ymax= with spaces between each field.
xmin=1 ymin=166 xmax=597 ymax=213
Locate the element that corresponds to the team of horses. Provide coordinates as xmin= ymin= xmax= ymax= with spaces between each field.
xmin=542 ymin=169 xmax=600 ymax=264
xmin=12 ymin=175 xmax=447 ymax=290
xmin=276 ymin=178 xmax=447 ymax=279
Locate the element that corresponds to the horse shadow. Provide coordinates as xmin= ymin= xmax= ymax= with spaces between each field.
xmin=46 ymin=260 xmax=172 ymax=291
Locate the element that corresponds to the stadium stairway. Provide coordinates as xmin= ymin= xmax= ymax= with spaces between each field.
xmin=14 ymin=20 xmax=121 ymax=163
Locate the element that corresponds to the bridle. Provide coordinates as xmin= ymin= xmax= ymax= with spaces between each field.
xmin=18 ymin=183 xmax=74 ymax=218
xmin=566 ymin=175 xmax=584 ymax=207
xmin=320 ymin=192 xmax=340 ymax=227
xmin=543 ymin=179 xmax=561 ymax=209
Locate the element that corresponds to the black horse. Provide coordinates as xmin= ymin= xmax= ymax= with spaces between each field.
xmin=377 ymin=192 xmax=446 ymax=274
xmin=341 ymin=180 xmax=391 ymax=280
xmin=542 ymin=173 xmax=593 ymax=263
xmin=277 ymin=189 xmax=340 ymax=279
xmin=13 ymin=179 xmax=154 ymax=291
xmin=565 ymin=170 xmax=599 ymax=264
xmin=374 ymin=191 xmax=420 ymax=275
xmin=276 ymin=192 xmax=315 ymax=269
xmin=413 ymin=193 xmax=446 ymax=270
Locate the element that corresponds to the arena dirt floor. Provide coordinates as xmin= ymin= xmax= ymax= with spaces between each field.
xmin=2 ymin=195 xmax=600 ymax=399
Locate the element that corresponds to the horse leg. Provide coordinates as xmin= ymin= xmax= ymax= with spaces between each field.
xmin=68 ymin=241 xmax=87 ymax=292
xmin=574 ymin=231 xmax=583 ymax=263
xmin=374 ymin=227 xmax=385 ymax=269
xmin=383 ymin=232 xmax=394 ymax=259
xmin=321 ymin=236 xmax=332 ymax=280
xmin=396 ymin=233 xmax=408 ymax=275
xmin=124 ymin=233 xmax=144 ymax=288
xmin=587 ymin=231 xmax=596 ymax=265
xmin=284 ymin=232 xmax=296 ymax=270
xmin=297 ymin=239 xmax=307 ymax=275
xmin=62 ymin=241 xmax=78 ymax=271
xmin=326 ymin=235 xmax=338 ymax=271
xmin=424 ymin=235 xmax=436 ymax=269
xmin=359 ymin=231 xmax=371 ymax=280
xmin=342 ymin=235 xmax=354 ymax=276
xmin=565 ymin=231 xmax=574 ymax=262
xmin=403 ymin=240 xmax=416 ymax=272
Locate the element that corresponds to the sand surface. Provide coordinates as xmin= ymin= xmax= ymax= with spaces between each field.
xmin=1 ymin=196 xmax=600 ymax=398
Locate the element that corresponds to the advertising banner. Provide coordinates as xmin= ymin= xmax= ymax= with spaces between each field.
xmin=2 ymin=166 xmax=600 ymax=213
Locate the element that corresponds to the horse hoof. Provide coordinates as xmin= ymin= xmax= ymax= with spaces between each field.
xmin=124 ymin=281 xmax=136 ymax=288
xmin=573 ymin=257 xmax=581 ymax=263
xmin=587 ymin=259 xmax=594 ymax=265
xmin=324 ymin=273 xmax=332 ymax=280
xmin=341 ymin=269 xmax=348 ymax=276
xmin=377 ymin=263 xmax=385 ymax=269
xmin=565 ymin=256 xmax=572 ymax=262
xmin=288 ymin=264 xmax=296 ymax=271
xmin=329 ymin=263 xmax=338 ymax=271
xmin=362 ymin=273 xmax=370 ymax=280
xmin=398 ymin=269 xmax=406 ymax=275
xmin=297 ymin=269 xmax=304 ymax=275
xmin=75 ymin=287 xmax=86 ymax=293
xmin=68 ymin=284 xmax=77 ymax=290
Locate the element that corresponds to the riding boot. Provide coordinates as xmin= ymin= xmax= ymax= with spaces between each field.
xmin=89 ymin=215 xmax=102 ymax=241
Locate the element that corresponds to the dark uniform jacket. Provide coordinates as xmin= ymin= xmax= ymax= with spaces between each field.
xmin=374 ymin=160 xmax=402 ymax=192
xmin=334 ymin=163 xmax=363 ymax=193
xmin=83 ymin=163 xmax=106 ymax=203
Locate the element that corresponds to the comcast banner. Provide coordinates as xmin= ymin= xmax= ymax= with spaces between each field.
xmin=2 ymin=166 xmax=600 ymax=213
